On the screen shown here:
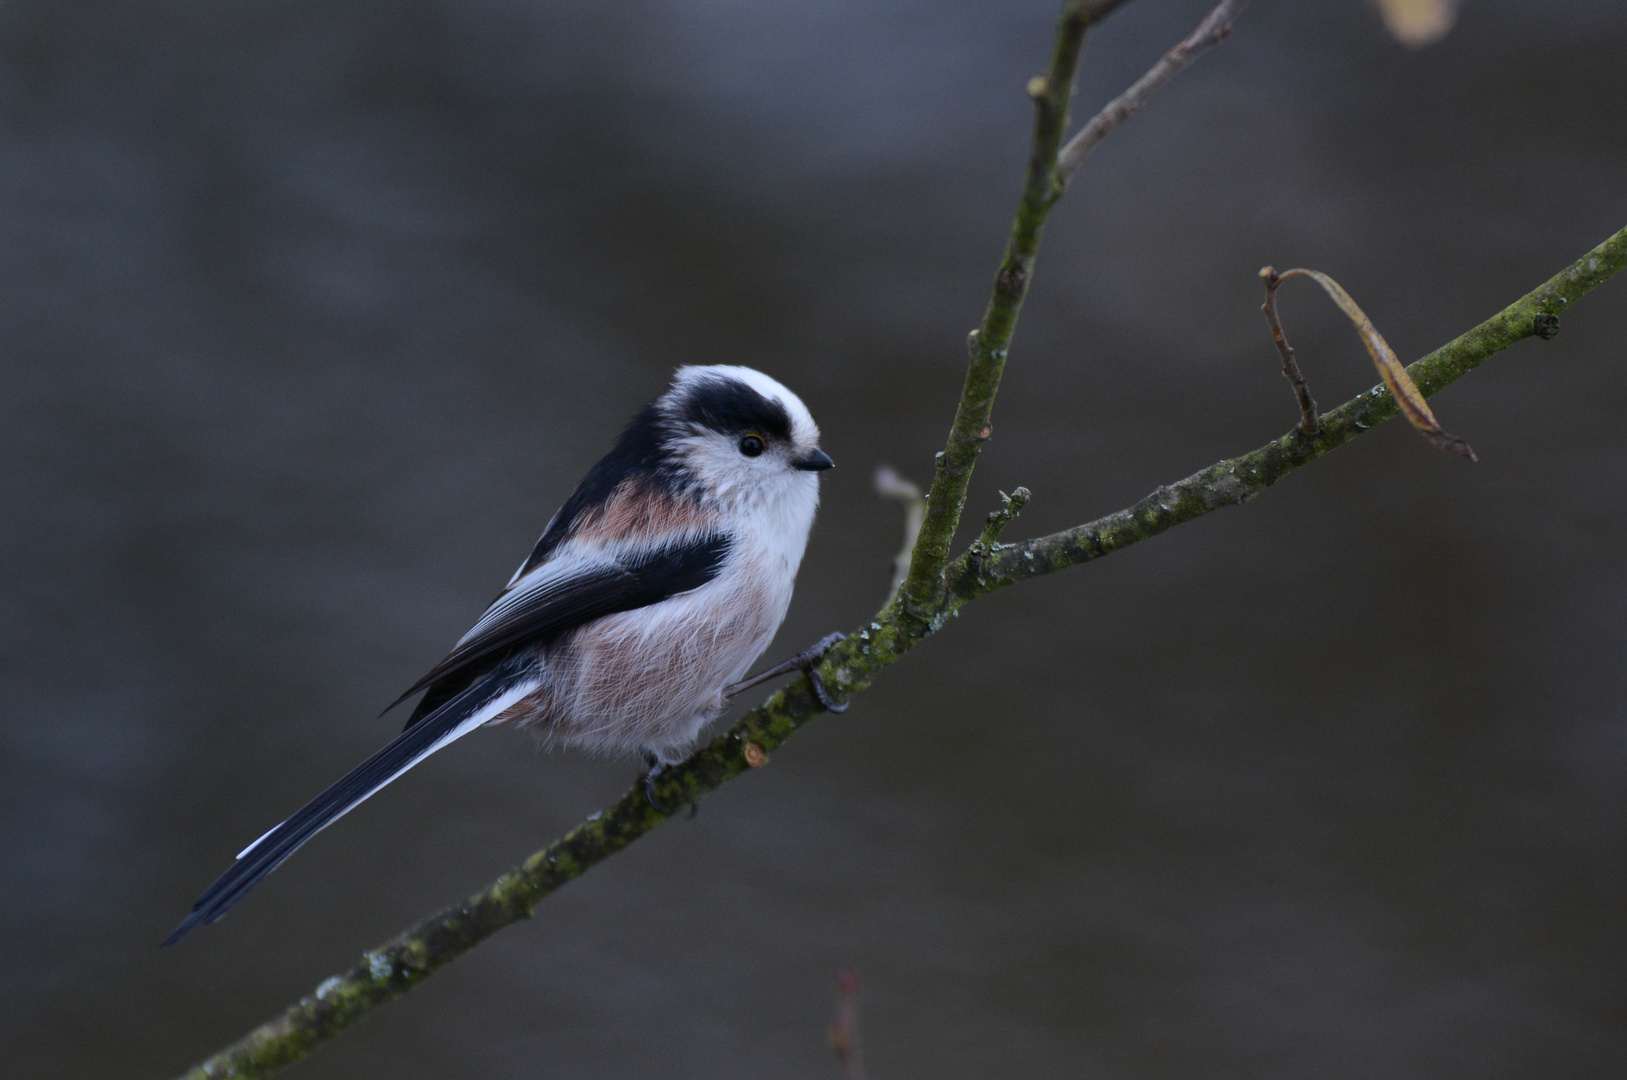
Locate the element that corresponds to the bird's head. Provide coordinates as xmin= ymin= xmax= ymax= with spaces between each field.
xmin=655 ymin=365 xmax=832 ymax=515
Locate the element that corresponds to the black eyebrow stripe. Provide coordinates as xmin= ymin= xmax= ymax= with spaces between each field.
xmin=673 ymin=377 xmax=793 ymax=441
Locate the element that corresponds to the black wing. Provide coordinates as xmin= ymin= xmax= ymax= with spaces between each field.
xmin=384 ymin=533 xmax=731 ymax=728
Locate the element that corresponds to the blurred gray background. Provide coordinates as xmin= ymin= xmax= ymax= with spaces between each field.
xmin=2 ymin=0 xmax=1624 ymax=1077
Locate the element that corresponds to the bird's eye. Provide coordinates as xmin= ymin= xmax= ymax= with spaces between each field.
xmin=739 ymin=434 xmax=765 ymax=458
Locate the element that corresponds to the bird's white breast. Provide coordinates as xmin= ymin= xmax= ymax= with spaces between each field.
xmin=510 ymin=472 xmax=819 ymax=760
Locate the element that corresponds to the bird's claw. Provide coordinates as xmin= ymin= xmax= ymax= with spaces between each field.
xmin=640 ymin=754 xmax=698 ymax=818
xmin=723 ymin=631 xmax=850 ymax=713
xmin=641 ymin=755 xmax=671 ymax=815
xmin=801 ymin=632 xmax=849 ymax=713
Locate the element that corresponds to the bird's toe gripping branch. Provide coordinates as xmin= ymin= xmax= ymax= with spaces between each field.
xmin=724 ymin=632 xmax=850 ymax=713
xmin=797 ymin=632 xmax=850 ymax=713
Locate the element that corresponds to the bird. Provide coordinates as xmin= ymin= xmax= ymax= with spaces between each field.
xmin=163 ymin=365 xmax=841 ymax=947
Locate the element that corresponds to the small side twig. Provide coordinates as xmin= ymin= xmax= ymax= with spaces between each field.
xmin=1057 ymin=0 xmax=1247 ymax=181
xmin=829 ymin=971 xmax=865 ymax=1080
xmin=874 ymin=466 xmax=926 ymax=598
xmin=1260 ymin=266 xmax=1321 ymax=438
xmin=976 ymin=487 xmax=1032 ymax=551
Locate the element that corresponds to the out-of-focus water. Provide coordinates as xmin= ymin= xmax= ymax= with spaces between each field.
xmin=1 ymin=1 xmax=1624 ymax=1076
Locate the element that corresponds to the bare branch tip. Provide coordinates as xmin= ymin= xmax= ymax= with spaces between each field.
xmin=977 ymin=487 xmax=1032 ymax=549
xmin=1057 ymin=0 xmax=1249 ymax=180
xmin=876 ymin=465 xmax=927 ymax=598
xmin=1258 ymin=263 xmax=1320 ymax=438
xmin=873 ymin=465 xmax=922 ymax=502
xmin=831 ymin=971 xmax=865 ymax=1080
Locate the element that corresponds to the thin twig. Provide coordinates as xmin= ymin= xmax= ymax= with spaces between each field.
xmin=899 ymin=0 xmax=1247 ymax=622
xmin=896 ymin=0 xmax=1096 ymax=620
xmin=829 ymin=971 xmax=865 ymax=1080
xmin=1057 ymin=0 xmax=1247 ymax=181
xmin=874 ymin=466 xmax=926 ymax=597
xmin=172 ymin=221 xmax=1627 ymax=1080
xmin=1260 ymin=266 xmax=1320 ymax=437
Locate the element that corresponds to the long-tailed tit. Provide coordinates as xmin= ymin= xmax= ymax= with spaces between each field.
xmin=164 ymin=365 xmax=838 ymax=946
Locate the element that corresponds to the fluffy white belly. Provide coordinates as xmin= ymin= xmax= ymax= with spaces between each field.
xmin=500 ymin=554 xmax=793 ymax=760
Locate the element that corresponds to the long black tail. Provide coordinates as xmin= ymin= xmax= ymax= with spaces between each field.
xmin=162 ymin=658 xmax=537 ymax=947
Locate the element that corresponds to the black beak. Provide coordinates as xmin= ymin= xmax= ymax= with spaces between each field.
xmin=794 ymin=448 xmax=835 ymax=472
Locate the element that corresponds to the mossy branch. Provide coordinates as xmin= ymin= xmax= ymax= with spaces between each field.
xmin=898 ymin=0 xmax=1243 ymax=624
xmin=895 ymin=0 xmax=1087 ymax=619
xmin=943 ymin=223 xmax=1627 ymax=601
xmin=177 ymin=219 xmax=1626 ymax=1080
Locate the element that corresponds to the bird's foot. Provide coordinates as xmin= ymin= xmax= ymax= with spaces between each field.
xmin=724 ymin=632 xmax=849 ymax=713
xmin=640 ymin=752 xmax=698 ymax=818
xmin=641 ymin=753 xmax=670 ymax=815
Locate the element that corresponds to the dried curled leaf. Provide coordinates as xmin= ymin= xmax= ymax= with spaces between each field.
xmin=1372 ymin=0 xmax=1463 ymax=48
xmin=1274 ymin=267 xmax=1477 ymax=461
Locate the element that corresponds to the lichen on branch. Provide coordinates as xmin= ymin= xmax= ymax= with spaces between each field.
xmin=945 ymin=224 xmax=1627 ymax=603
